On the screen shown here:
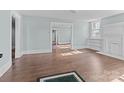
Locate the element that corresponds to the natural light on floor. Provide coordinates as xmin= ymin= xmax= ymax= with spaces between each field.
xmin=61 ymin=50 xmax=83 ymax=56
xmin=111 ymin=74 xmax=124 ymax=82
xmin=57 ymin=45 xmax=71 ymax=49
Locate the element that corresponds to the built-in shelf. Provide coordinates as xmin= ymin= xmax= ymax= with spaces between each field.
xmin=87 ymin=39 xmax=103 ymax=51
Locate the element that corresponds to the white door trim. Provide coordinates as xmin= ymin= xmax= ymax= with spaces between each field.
xmin=50 ymin=22 xmax=73 ymax=52
xmin=11 ymin=11 xmax=22 ymax=58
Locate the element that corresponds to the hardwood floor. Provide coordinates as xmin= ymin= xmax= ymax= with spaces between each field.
xmin=1 ymin=45 xmax=124 ymax=82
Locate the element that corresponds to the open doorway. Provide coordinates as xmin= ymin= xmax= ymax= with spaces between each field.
xmin=12 ymin=16 xmax=16 ymax=64
xmin=52 ymin=30 xmax=57 ymax=49
xmin=51 ymin=22 xmax=73 ymax=52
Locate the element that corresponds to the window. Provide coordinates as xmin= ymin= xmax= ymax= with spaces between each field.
xmin=89 ymin=20 xmax=101 ymax=39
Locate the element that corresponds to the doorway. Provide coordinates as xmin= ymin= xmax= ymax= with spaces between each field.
xmin=50 ymin=22 xmax=73 ymax=52
xmin=12 ymin=16 xmax=16 ymax=64
xmin=52 ymin=30 xmax=57 ymax=49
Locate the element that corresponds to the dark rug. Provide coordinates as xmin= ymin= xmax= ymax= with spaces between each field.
xmin=37 ymin=71 xmax=85 ymax=82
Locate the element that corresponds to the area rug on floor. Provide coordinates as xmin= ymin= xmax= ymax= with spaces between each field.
xmin=37 ymin=71 xmax=85 ymax=82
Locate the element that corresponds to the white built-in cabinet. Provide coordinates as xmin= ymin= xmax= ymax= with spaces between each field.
xmin=87 ymin=39 xmax=103 ymax=51
xmin=87 ymin=20 xmax=102 ymax=51
xmin=88 ymin=21 xmax=124 ymax=59
xmin=101 ymin=22 xmax=124 ymax=57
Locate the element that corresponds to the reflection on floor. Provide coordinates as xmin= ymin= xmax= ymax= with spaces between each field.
xmin=61 ymin=50 xmax=83 ymax=56
xmin=111 ymin=74 xmax=124 ymax=82
xmin=52 ymin=44 xmax=71 ymax=49
xmin=0 ymin=44 xmax=124 ymax=82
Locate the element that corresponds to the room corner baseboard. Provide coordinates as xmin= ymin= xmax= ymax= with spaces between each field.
xmin=22 ymin=49 xmax=52 ymax=55
xmin=73 ymin=45 xmax=87 ymax=49
xmin=15 ymin=53 xmax=23 ymax=59
xmin=97 ymin=52 xmax=124 ymax=61
xmin=0 ymin=62 xmax=12 ymax=77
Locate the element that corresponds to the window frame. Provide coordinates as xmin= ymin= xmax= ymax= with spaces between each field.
xmin=89 ymin=20 xmax=101 ymax=39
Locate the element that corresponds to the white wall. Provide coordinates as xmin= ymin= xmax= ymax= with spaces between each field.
xmin=12 ymin=12 xmax=22 ymax=58
xmin=98 ymin=13 xmax=124 ymax=59
xmin=21 ymin=16 xmax=89 ymax=54
xmin=73 ymin=21 xmax=89 ymax=49
xmin=101 ymin=13 xmax=124 ymax=26
xmin=0 ymin=11 xmax=12 ymax=77
xmin=101 ymin=22 xmax=124 ymax=56
xmin=22 ymin=16 xmax=74 ymax=54
xmin=22 ymin=16 xmax=51 ymax=54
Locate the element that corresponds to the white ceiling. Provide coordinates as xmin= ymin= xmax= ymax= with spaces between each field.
xmin=16 ymin=10 xmax=124 ymax=21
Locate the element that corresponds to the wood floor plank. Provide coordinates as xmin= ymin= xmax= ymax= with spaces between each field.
xmin=0 ymin=45 xmax=124 ymax=82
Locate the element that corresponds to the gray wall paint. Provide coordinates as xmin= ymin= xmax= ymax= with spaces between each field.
xmin=0 ymin=11 xmax=11 ymax=76
xmin=22 ymin=16 xmax=73 ymax=53
xmin=21 ymin=16 xmax=89 ymax=53
xmin=101 ymin=13 xmax=124 ymax=26
xmin=73 ymin=21 xmax=89 ymax=49
xmin=22 ymin=16 xmax=50 ymax=52
xmin=100 ymin=13 xmax=124 ymax=58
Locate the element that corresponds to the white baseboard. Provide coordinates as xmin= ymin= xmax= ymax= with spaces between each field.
xmin=58 ymin=42 xmax=71 ymax=44
xmin=22 ymin=49 xmax=52 ymax=55
xmin=73 ymin=45 xmax=87 ymax=49
xmin=15 ymin=52 xmax=23 ymax=59
xmin=0 ymin=62 xmax=12 ymax=77
xmin=97 ymin=52 xmax=124 ymax=61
